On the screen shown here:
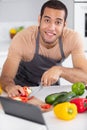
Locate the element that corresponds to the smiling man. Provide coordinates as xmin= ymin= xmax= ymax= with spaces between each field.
xmin=0 ymin=0 xmax=87 ymax=97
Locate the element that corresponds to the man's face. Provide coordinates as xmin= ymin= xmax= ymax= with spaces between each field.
xmin=38 ymin=7 xmax=66 ymax=47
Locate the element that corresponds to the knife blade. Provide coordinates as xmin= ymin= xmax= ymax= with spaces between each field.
xmin=28 ymin=84 xmax=43 ymax=98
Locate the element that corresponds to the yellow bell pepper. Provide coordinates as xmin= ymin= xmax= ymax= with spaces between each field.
xmin=53 ymin=102 xmax=77 ymax=121
xmin=9 ymin=28 xmax=17 ymax=34
xmin=0 ymin=85 xmax=2 ymax=95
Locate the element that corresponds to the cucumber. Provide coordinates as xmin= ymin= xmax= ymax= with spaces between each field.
xmin=53 ymin=91 xmax=77 ymax=106
xmin=45 ymin=91 xmax=68 ymax=105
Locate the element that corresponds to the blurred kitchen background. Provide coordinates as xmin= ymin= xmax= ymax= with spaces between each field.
xmin=0 ymin=0 xmax=87 ymax=85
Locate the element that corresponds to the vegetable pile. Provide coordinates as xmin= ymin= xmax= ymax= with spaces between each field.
xmin=45 ymin=82 xmax=87 ymax=121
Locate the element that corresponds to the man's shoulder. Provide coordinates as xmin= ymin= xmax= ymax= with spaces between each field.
xmin=18 ymin=25 xmax=38 ymax=37
xmin=25 ymin=25 xmax=38 ymax=34
xmin=63 ymin=27 xmax=81 ymax=39
xmin=63 ymin=27 xmax=76 ymax=34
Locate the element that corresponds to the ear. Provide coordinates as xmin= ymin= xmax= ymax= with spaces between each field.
xmin=38 ymin=15 xmax=41 ymax=25
xmin=64 ymin=21 xmax=67 ymax=27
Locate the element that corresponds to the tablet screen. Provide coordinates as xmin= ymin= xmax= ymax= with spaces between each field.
xmin=0 ymin=96 xmax=48 ymax=130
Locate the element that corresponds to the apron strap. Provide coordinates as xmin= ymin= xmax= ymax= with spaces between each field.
xmin=59 ymin=37 xmax=65 ymax=59
xmin=35 ymin=31 xmax=39 ymax=54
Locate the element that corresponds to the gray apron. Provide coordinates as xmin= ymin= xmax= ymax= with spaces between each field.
xmin=14 ymin=32 xmax=65 ymax=86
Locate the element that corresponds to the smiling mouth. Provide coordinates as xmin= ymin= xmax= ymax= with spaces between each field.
xmin=45 ymin=31 xmax=56 ymax=36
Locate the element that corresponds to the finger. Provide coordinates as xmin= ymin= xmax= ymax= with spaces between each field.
xmin=41 ymin=76 xmax=46 ymax=86
xmin=17 ymin=85 xmax=25 ymax=95
xmin=8 ymin=85 xmax=22 ymax=97
xmin=42 ymin=78 xmax=48 ymax=86
xmin=47 ymin=79 xmax=52 ymax=86
xmin=48 ymin=77 xmax=57 ymax=86
xmin=8 ymin=89 xmax=19 ymax=97
xmin=47 ymin=78 xmax=54 ymax=86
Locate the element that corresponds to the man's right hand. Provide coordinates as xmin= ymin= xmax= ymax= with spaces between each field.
xmin=5 ymin=85 xmax=25 ymax=97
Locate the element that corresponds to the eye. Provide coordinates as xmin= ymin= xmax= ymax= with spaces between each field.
xmin=55 ymin=21 xmax=62 ymax=25
xmin=44 ymin=19 xmax=50 ymax=23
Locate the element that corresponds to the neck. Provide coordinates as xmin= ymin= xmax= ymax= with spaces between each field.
xmin=39 ymin=36 xmax=58 ymax=49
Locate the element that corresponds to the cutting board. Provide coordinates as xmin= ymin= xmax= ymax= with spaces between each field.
xmin=27 ymin=96 xmax=53 ymax=112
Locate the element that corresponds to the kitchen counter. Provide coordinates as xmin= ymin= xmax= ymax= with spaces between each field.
xmin=0 ymin=85 xmax=87 ymax=130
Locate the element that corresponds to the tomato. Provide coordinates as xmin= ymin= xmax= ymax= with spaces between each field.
xmin=12 ymin=86 xmax=32 ymax=103
xmin=20 ymin=86 xmax=32 ymax=97
xmin=20 ymin=96 xmax=28 ymax=102
xmin=40 ymin=104 xmax=51 ymax=109
xmin=12 ymin=96 xmax=28 ymax=102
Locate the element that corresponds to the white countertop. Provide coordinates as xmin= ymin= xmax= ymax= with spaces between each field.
xmin=0 ymin=85 xmax=87 ymax=130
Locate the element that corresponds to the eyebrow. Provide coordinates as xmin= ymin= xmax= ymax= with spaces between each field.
xmin=43 ymin=15 xmax=63 ymax=21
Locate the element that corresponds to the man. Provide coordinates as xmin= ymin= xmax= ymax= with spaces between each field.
xmin=0 ymin=0 xmax=87 ymax=97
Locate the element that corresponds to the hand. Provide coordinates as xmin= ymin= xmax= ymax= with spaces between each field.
xmin=6 ymin=85 xmax=25 ymax=97
xmin=41 ymin=66 xmax=62 ymax=86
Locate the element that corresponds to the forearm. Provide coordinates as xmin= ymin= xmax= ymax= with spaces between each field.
xmin=0 ymin=75 xmax=15 ymax=92
xmin=60 ymin=66 xmax=87 ymax=84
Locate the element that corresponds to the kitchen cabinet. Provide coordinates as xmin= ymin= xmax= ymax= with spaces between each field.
xmin=74 ymin=0 xmax=87 ymax=50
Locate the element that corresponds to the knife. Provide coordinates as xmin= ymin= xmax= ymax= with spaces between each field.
xmin=29 ymin=84 xmax=43 ymax=98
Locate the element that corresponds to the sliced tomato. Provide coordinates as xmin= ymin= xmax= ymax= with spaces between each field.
xmin=12 ymin=96 xmax=28 ymax=102
xmin=40 ymin=104 xmax=51 ymax=109
xmin=20 ymin=86 xmax=32 ymax=97
xmin=20 ymin=96 xmax=28 ymax=102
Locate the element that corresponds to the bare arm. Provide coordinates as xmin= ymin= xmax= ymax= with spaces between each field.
xmin=41 ymin=55 xmax=87 ymax=86
xmin=0 ymin=58 xmax=25 ymax=97
xmin=0 ymin=28 xmax=35 ymax=97
xmin=60 ymin=67 xmax=87 ymax=84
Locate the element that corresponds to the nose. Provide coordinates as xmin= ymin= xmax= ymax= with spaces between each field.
xmin=48 ymin=22 xmax=55 ymax=30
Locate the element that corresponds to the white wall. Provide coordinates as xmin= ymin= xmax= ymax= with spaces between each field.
xmin=0 ymin=0 xmax=47 ymax=22
xmin=0 ymin=0 xmax=74 ymax=28
xmin=61 ymin=0 xmax=74 ymax=29
xmin=0 ymin=0 xmax=74 ymax=42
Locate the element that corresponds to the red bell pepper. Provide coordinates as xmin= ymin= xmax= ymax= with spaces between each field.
xmin=70 ymin=98 xmax=87 ymax=113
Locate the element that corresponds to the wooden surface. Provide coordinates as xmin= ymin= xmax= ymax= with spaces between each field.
xmin=27 ymin=96 xmax=53 ymax=112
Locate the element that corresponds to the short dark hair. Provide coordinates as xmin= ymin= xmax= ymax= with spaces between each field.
xmin=40 ymin=0 xmax=68 ymax=21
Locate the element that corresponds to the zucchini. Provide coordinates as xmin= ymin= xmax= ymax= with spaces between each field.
xmin=45 ymin=91 xmax=68 ymax=105
xmin=53 ymin=91 xmax=77 ymax=106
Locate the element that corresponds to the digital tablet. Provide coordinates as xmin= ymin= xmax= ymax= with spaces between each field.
xmin=0 ymin=96 xmax=47 ymax=127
